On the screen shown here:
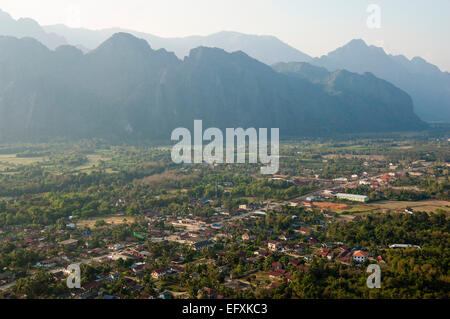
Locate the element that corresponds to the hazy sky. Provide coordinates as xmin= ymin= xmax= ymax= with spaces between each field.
xmin=2 ymin=0 xmax=449 ymax=71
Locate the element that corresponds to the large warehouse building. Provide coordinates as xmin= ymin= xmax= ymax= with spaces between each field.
xmin=336 ymin=193 xmax=369 ymax=203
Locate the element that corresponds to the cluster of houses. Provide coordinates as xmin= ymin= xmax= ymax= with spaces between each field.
xmin=269 ymin=167 xmax=404 ymax=190
xmin=358 ymin=172 xmax=399 ymax=188
xmin=267 ymin=239 xmax=373 ymax=265
xmin=2 ymin=180 xmax=403 ymax=300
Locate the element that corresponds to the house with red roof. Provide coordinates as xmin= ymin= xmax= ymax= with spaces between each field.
xmin=352 ymin=250 xmax=369 ymax=263
xmin=289 ymin=259 xmax=300 ymax=267
xmin=269 ymin=269 xmax=286 ymax=278
xmin=316 ymin=249 xmax=330 ymax=258
xmin=272 ymin=262 xmax=283 ymax=270
xmin=82 ymin=281 xmax=99 ymax=291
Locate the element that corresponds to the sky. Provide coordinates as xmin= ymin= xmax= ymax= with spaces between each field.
xmin=1 ymin=0 xmax=449 ymax=71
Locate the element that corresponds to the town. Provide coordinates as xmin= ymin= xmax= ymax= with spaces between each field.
xmin=0 ymin=135 xmax=448 ymax=299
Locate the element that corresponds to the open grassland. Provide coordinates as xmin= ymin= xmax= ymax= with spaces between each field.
xmin=323 ymin=154 xmax=386 ymax=161
xmin=73 ymin=154 xmax=113 ymax=172
xmin=336 ymin=200 xmax=450 ymax=218
xmin=368 ymin=200 xmax=450 ymax=213
xmin=76 ymin=215 xmax=136 ymax=228
xmin=134 ymin=169 xmax=200 ymax=187
xmin=0 ymin=154 xmax=46 ymax=168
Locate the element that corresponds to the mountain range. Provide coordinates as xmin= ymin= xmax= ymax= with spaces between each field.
xmin=310 ymin=39 xmax=450 ymax=121
xmin=0 ymin=32 xmax=426 ymax=142
xmin=0 ymin=10 xmax=312 ymax=65
xmin=43 ymin=24 xmax=313 ymax=66
xmin=0 ymin=9 xmax=66 ymax=49
xmin=1 ymin=9 xmax=447 ymax=122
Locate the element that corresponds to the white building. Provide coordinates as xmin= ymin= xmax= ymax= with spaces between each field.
xmin=336 ymin=193 xmax=369 ymax=203
xmin=305 ymin=195 xmax=318 ymax=202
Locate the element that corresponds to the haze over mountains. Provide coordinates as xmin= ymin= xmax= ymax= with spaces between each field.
xmin=1 ymin=9 xmax=448 ymax=123
xmin=0 ymin=32 xmax=425 ymax=142
xmin=1 ymin=9 xmax=449 ymax=122
xmin=43 ymin=24 xmax=313 ymax=66
xmin=0 ymin=9 xmax=66 ymax=49
xmin=0 ymin=10 xmax=312 ymax=65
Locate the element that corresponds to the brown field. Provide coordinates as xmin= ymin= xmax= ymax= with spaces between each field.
xmin=76 ymin=215 xmax=136 ymax=228
xmin=313 ymin=202 xmax=349 ymax=210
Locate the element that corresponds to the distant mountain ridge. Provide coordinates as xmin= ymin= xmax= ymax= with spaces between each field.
xmin=311 ymin=39 xmax=450 ymax=121
xmin=0 ymin=33 xmax=426 ymax=142
xmin=1 ymin=8 xmax=312 ymax=64
xmin=0 ymin=9 xmax=66 ymax=49
xmin=43 ymin=24 xmax=313 ymax=65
